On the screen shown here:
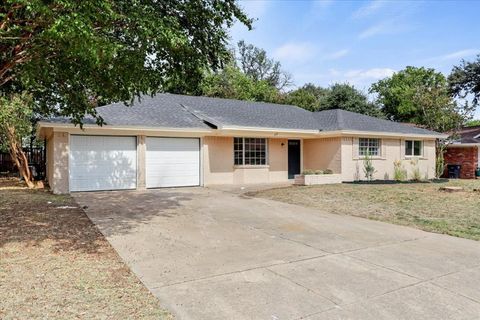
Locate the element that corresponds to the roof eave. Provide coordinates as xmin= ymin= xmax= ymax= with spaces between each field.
xmin=318 ymin=130 xmax=447 ymax=139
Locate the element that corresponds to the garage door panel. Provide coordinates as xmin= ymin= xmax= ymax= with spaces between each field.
xmin=146 ymin=137 xmax=200 ymax=188
xmin=69 ymin=136 xmax=137 ymax=192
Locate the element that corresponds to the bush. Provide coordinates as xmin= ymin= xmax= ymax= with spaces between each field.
xmin=393 ymin=160 xmax=407 ymax=181
xmin=302 ymin=169 xmax=315 ymax=175
xmin=410 ymin=158 xmax=422 ymax=181
xmin=323 ymin=169 xmax=333 ymax=174
xmin=363 ymin=153 xmax=376 ymax=181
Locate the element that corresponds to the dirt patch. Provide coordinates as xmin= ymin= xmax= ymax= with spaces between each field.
xmin=0 ymin=178 xmax=172 ymax=319
xmin=254 ymin=179 xmax=480 ymax=241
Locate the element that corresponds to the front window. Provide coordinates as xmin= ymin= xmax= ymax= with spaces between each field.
xmin=405 ymin=140 xmax=422 ymax=157
xmin=359 ymin=138 xmax=380 ymax=157
xmin=234 ymin=137 xmax=267 ymax=165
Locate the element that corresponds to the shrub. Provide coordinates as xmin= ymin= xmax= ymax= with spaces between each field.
xmin=393 ymin=160 xmax=407 ymax=181
xmin=363 ymin=152 xmax=376 ymax=181
xmin=323 ymin=169 xmax=333 ymax=174
xmin=314 ymin=170 xmax=324 ymax=175
xmin=410 ymin=158 xmax=422 ymax=181
xmin=302 ymin=169 xmax=315 ymax=175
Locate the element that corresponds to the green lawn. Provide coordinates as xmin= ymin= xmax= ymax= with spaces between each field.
xmin=254 ymin=179 xmax=480 ymax=241
xmin=0 ymin=179 xmax=171 ymax=319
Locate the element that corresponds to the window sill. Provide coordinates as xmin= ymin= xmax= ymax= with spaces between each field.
xmin=405 ymin=156 xmax=427 ymax=160
xmin=233 ymin=165 xmax=270 ymax=169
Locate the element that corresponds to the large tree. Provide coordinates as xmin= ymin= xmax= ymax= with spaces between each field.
xmin=285 ymin=83 xmax=383 ymax=117
xmin=369 ymin=66 xmax=472 ymax=132
xmin=449 ymin=54 xmax=480 ymax=109
xmin=201 ymin=64 xmax=280 ymax=103
xmin=236 ymin=40 xmax=292 ymax=90
xmin=1 ymin=0 xmax=250 ymax=186
xmin=1 ymin=0 xmax=251 ymax=122
xmin=370 ymin=66 xmax=475 ymax=178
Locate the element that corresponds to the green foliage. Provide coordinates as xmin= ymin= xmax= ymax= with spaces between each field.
xmin=370 ymin=66 xmax=473 ymax=132
xmin=449 ymin=54 xmax=480 ymax=108
xmin=236 ymin=41 xmax=292 ymax=90
xmin=286 ymin=83 xmax=384 ymax=117
xmin=323 ymin=169 xmax=333 ymax=174
xmin=0 ymin=93 xmax=33 ymax=151
xmin=302 ymin=169 xmax=333 ymax=175
xmin=362 ymin=152 xmax=376 ymax=181
xmin=0 ymin=0 xmax=251 ymax=124
xmin=410 ymin=158 xmax=422 ymax=181
xmin=465 ymin=119 xmax=480 ymax=127
xmin=393 ymin=160 xmax=407 ymax=181
xmin=201 ymin=65 xmax=280 ymax=103
xmin=435 ymin=143 xmax=448 ymax=179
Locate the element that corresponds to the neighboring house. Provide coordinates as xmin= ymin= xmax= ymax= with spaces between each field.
xmin=444 ymin=126 xmax=480 ymax=179
xmin=37 ymin=94 xmax=445 ymax=194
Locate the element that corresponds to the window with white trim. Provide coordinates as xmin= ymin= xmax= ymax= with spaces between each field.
xmin=405 ymin=140 xmax=422 ymax=157
xmin=234 ymin=137 xmax=267 ymax=165
xmin=359 ymin=138 xmax=380 ymax=157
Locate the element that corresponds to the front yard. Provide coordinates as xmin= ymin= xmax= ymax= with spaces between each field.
xmin=254 ymin=179 xmax=480 ymax=241
xmin=0 ymin=179 xmax=171 ymax=319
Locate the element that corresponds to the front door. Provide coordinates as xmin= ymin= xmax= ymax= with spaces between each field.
xmin=288 ymin=140 xmax=301 ymax=179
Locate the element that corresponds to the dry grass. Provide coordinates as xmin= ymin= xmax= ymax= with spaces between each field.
xmin=0 ymin=178 xmax=172 ymax=320
xmin=254 ymin=179 xmax=480 ymax=241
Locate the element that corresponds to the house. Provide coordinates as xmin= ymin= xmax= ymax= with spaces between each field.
xmin=37 ymin=94 xmax=445 ymax=194
xmin=444 ymin=126 xmax=480 ymax=179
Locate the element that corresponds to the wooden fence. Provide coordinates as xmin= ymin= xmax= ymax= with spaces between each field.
xmin=0 ymin=147 xmax=46 ymax=179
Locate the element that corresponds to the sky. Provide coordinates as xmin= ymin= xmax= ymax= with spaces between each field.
xmin=229 ymin=0 xmax=480 ymax=119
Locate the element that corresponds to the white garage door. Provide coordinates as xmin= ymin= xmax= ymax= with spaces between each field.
xmin=69 ymin=135 xmax=137 ymax=192
xmin=146 ymin=137 xmax=200 ymax=188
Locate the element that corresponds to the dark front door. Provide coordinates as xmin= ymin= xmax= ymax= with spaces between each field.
xmin=288 ymin=140 xmax=301 ymax=179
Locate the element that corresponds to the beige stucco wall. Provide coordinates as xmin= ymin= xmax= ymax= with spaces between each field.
xmin=203 ymin=136 xmax=289 ymax=185
xmin=341 ymin=137 xmax=436 ymax=181
xmin=46 ymin=132 xmax=69 ymax=194
xmin=303 ymin=138 xmax=342 ymax=173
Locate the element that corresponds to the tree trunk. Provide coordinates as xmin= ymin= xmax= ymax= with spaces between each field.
xmin=6 ymin=125 xmax=34 ymax=188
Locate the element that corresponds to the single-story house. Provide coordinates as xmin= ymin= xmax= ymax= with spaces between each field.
xmin=444 ymin=126 xmax=480 ymax=179
xmin=37 ymin=94 xmax=445 ymax=194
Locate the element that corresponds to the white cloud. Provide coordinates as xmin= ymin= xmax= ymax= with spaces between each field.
xmin=358 ymin=23 xmax=388 ymax=39
xmin=352 ymin=0 xmax=387 ymax=19
xmin=437 ymin=49 xmax=479 ymax=61
xmin=344 ymin=68 xmax=395 ymax=81
xmin=294 ymin=67 xmax=395 ymax=90
xmin=325 ymin=49 xmax=349 ymax=60
xmin=273 ymin=42 xmax=316 ymax=62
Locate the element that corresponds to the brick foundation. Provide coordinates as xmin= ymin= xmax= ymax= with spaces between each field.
xmin=443 ymin=146 xmax=479 ymax=179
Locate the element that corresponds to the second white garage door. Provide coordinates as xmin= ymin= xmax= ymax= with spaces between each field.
xmin=146 ymin=137 xmax=200 ymax=188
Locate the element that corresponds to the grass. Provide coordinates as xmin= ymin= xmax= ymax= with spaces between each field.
xmin=0 ymin=178 xmax=172 ymax=319
xmin=254 ymin=179 xmax=480 ymax=241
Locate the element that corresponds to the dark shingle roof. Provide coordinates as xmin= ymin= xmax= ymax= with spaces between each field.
xmin=313 ymin=109 xmax=440 ymax=135
xmin=453 ymin=126 xmax=480 ymax=144
xmin=45 ymin=93 xmax=442 ymax=136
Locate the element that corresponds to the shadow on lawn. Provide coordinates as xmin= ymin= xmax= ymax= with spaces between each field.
xmin=0 ymin=181 xmax=193 ymax=253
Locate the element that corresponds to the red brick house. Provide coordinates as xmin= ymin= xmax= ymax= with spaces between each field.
xmin=444 ymin=126 xmax=480 ymax=179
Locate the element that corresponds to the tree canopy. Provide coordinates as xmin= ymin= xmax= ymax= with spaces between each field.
xmin=200 ymin=65 xmax=280 ymax=103
xmin=285 ymin=83 xmax=383 ymax=117
xmin=370 ymin=66 xmax=473 ymax=132
xmin=449 ymin=54 xmax=480 ymax=108
xmin=236 ymin=40 xmax=292 ymax=90
xmin=1 ymin=0 xmax=251 ymax=124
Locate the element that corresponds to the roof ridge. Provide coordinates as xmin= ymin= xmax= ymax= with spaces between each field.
xmin=335 ymin=109 xmax=345 ymax=129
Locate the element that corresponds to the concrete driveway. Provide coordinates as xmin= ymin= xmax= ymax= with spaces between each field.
xmin=74 ymin=187 xmax=480 ymax=320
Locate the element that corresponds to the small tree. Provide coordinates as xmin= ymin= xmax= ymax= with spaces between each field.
xmin=0 ymin=93 xmax=34 ymax=187
xmin=363 ymin=152 xmax=376 ymax=181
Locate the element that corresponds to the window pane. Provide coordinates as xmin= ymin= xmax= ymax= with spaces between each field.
xmin=359 ymin=138 xmax=380 ymax=156
xmin=405 ymin=140 xmax=413 ymax=156
xmin=414 ymin=141 xmax=422 ymax=156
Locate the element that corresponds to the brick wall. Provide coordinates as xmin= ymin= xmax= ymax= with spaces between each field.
xmin=443 ymin=146 xmax=478 ymax=179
